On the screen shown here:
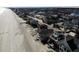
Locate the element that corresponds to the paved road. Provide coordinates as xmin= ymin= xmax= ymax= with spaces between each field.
xmin=0 ymin=8 xmax=48 ymax=52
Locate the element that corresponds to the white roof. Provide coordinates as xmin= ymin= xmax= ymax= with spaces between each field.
xmin=0 ymin=7 xmax=7 ymax=15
